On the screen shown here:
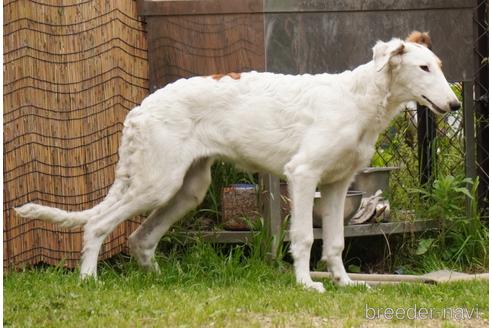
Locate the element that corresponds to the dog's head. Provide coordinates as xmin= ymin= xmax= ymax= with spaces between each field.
xmin=372 ymin=31 xmax=461 ymax=114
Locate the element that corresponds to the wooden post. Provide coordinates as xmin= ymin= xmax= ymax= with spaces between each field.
xmin=259 ymin=173 xmax=282 ymax=261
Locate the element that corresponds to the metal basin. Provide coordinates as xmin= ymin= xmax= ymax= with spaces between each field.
xmin=313 ymin=191 xmax=364 ymax=227
xmin=351 ymin=167 xmax=399 ymax=196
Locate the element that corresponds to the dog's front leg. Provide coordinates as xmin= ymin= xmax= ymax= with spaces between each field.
xmin=319 ymin=179 xmax=369 ymax=288
xmin=285 ymin=163 xmax=325 ymax=293
xmin=318 ymin=179 xmax=352 ymax=286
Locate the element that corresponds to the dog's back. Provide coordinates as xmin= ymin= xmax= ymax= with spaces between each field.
xmin=136 ymin=71 xmax=358 ymax=173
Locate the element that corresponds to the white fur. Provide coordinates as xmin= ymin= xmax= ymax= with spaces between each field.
xmin=15 ymin=37 xmax=459 ymax=291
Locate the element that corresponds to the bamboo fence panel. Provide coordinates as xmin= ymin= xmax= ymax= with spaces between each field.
xmin=4 ymin=0 xmax=148 ymax=269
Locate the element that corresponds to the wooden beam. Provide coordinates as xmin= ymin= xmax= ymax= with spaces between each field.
xmin=259 ymin=173 xmax=282 ymax=260
xmin=137 ymin=0 xmax=262 ymax=16
xmin=182 ymin=219 xmax=439 ymax=243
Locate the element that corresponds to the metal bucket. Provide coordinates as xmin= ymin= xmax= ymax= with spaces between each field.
xmin=313 ymin=190 xmax=364 ymax=227
xmin=351 ymin=167 xmax=399 ymax=196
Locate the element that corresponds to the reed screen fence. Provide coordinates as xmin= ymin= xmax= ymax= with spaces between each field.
xmin=4 ymin=0 xmax=148 ymax=269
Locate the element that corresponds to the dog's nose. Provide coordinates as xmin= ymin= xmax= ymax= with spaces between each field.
xmin=449 ymin=101 xmax=461 ymax=112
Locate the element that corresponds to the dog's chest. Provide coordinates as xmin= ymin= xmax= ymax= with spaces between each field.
xmin=321 ymin=139 xmax=375 ymax=184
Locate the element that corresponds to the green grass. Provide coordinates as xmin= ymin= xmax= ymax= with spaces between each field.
xmin=4 ymin=243 xmax=489 ymax=328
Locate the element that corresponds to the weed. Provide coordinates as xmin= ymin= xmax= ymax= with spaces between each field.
xmin=247 ymin=216 xmax=290 ymax=267
xmin=404 ymin=175 xmax=488 ymax=272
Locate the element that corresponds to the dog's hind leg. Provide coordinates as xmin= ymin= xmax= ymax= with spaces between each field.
xmin=285 ymin=161 xmax=325 ymax=293
xmin=80 ymin=200 xmax=142 ymax=278
xmin=128 ymin=157 xmax=214 ymax=271
xmin=80 ymin=157 xmax=196 ymax=279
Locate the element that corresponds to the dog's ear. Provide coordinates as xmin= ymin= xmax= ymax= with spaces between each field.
xmin=373 ymin=39 xmax=406 ymax=72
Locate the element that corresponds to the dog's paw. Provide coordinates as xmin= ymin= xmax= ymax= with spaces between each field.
xmin=80 ymin=271 xmax=98 ymax=281
xmin=352 ymin=280 xmax=371 ymax=289
xmin=147 ymin=258 xmax=161 ymax=274
xmin=337 ymin=277 xmax=371 ymax=289
xmin=302 ymin=281 xmax=326 ymax=293
xmin=129 ymin=246 xmax=160 ymax=273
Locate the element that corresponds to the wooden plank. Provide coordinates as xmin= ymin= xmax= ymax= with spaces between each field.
xmin=138 ymin=0 xmax=475 ymax=16
xmin=264 ymin=0 xmax=475 ymax=13
xmin=311 ymin=271 xmax=431 ymax=284
xmin=337 ymin=219 xmax=439 ymax=238
xmin=138 ymin=0 xmax=263 ymax=16
xmin=181 ymin=230 xmax=254 ymax=244
xmin=185 ymin=219 xmax=439 ymax=243
xmin=146 ymin=13 xmax=265 ymax=90
xmin=311 ymin=270 xmax=489 ymax=284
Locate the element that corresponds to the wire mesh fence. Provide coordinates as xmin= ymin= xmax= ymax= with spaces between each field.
xmin=371 ymin=84 xmax=467 ymax=215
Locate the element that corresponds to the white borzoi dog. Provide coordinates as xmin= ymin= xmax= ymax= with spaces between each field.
xmin=16 ymin=32 xmax=460 ymax=292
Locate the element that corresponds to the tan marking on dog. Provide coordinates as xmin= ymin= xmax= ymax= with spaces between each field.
xmin=210 ymin=72 xmax=241 ymax=81
xmin=392 ymin=44 xmax=406 ymax=56
xmin=406 ymin=31 xmax=432 ymax=49
xmin=211 ymin=73 xmax=225 ymax=80
xmin=227 ymin=72 xmax=241 ymax=80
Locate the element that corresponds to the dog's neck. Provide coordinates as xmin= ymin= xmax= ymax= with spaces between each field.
xmin=347 ymin=61 xmax=410 ymax=133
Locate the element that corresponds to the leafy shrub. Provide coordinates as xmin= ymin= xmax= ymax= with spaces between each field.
xmin=409 ymin=175 xmax=488 ymax=272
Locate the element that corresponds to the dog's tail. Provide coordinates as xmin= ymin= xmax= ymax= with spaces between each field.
xmin=14 ymin=180 xmax=124 ymax=229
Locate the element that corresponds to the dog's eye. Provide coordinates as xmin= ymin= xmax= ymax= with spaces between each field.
xmin=419 ymin=65 xmax=430 ymax=72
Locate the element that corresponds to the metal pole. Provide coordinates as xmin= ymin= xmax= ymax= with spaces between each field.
xmin=417 ymin=105 xmax=437 ymax=187
xmin=474 ymin=0 xmax=489 ymax=212
xmin=463 ymin=81 xmax=477 ymax=218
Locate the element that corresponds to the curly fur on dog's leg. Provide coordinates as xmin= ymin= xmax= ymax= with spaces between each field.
xmin=128 ymin=158 xmax=213 ymax=271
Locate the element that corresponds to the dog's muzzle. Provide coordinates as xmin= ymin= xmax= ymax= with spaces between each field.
xmin=421 ymin=95 xmax=461 ymax=114
xmin=449 ymin=101 xmax=461 ymax=112
xmin=421 ymin=95 xmax=446 ymax=114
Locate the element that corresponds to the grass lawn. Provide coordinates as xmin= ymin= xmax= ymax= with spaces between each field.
xmin=4 ymin=243 xmax=489 ymax=328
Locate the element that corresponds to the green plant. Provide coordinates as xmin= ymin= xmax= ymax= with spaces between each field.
xmin=247 ymin=216 xmax=290 ymax=267
xmin=180 ymin=161 xmax=257 ymax=226
xmin=411 ymin=175 xmax=473 ymax=219
xmin=450 ymin=82 xmax=464 ymax=102
xmin=409 ymin=175 xmax=488 ymax=272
